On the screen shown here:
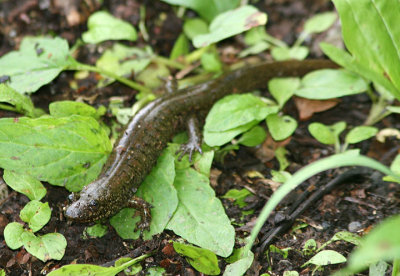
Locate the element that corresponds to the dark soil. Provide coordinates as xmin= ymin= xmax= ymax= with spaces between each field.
xmin=1 ymin=1 xmax=399 ymax=275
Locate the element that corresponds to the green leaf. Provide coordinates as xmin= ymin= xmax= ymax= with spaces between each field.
xmin=84 ymin=223 xmax=108 ymax=238
xmin=0 ymin=37 xmax=73 ymax=93
xmin=237 ymin=125 xmax=267 ymax=147
xmin=271 ymin=46 xmax=308 ymax=61
xmin=275 ymin=147 xmax=289 ymax=171
xmin=384 ymin=154 xmax=400 ymax=183
xmin=223 ymin=249 xmax=254 ymax=276
xmin=193 ymin=5 xmax=267 ymax=48
xmin=183 ymin=18 xmax=209 ymax=40
xmin=222 ymin=189 xmax=252 ymax=208
xmin=170 ymin=34 xmax=190 ymax=60
xmin=49 ymin=101 xmax=98 ymax=118
xmin=19 ymin=200 xmax=51 ymax=232
xmin=239 ymin=41 xmax=270 ymax=58
xmin=345 ymin=126 xmax=378 ymax=144
xmin=0 ymin=84 xmax=35 ymax=116
xmin=303 ymin=250 xmax=346 ymax=267
xmin=271 ymin=170 xmax=291 ymax=183
xmin=295 ymin=69 xmax=368 ymax=99
xmin=345 ymin=215 xmax=400 ymax=272
xmin=331 ymin=231 xmax=361 ymax=246
xmin=4 ymin=222 xmax=25 ymax=249
xmin=167 ymin=168 xmax=235 ymax=257
xmin=48 ymin=255 xmax=148 ymax=276
xmin=136 ymin=147 xmax=178 ymax=240
xmin=0 ymin=115 xmax=112 ymax=192
xmin=110 ymin=208 xmax=141 ymax=240
xmin=201 ymin=52 xmax=222 ymax=73
xmin=3 ymin=170 xmax=46 ymax=201
xmin=82 ymin=11 xmax=137 ymax=44
xmin=194 ymin=150 xmax=215 ymax=177
xmin=204 ymin=121 xmax=259 ymax=147
xmin=266 ymin=114 xmax=297 ymax=141
xmin=244 ymin=26 xmax=269 ymax=46
xmin=323 ymin=0 xmax=400 ymax=99
xmin=268 ymin=77 xmax=300 ymax=108
xmin=303 ymin=12 xmax=337 ymax=34
xmin=21 ymin=231 xmax=66 ymax=262
xmin=320 ymin=43 xmax=400 ymax=100
xmin=308 ymin=122 xmax=346 ymax=145
xmin=160 ymin=0 xmax=240 ymax=22
xmin=145 ymin=267 xmax=166 ymax=275
xmin=173 ymin=242 xmax=220 ymax=275
xmin=205 ymin=94 xmax=278 ymax=132
xmin=96 ymin=44 xmax=152 ymax=85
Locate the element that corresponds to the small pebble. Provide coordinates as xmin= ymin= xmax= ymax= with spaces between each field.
xmin=348 ymin=221 xmax=362 ymax=232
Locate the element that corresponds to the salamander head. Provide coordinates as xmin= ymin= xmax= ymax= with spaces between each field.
xmin=64 ymin=181 xmax=114 ymax=222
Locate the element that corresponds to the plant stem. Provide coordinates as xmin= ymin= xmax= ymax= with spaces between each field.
xmin=71 ymin=63 xmax=151 ymax=93
xmin=393 ymin=259 xmax=400 ymax=276
xmin=154 ymin=56 xmax=186 ymax=70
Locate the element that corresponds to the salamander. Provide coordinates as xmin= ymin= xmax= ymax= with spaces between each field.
xmin=65 ymin=59 xmax=337 ymax=223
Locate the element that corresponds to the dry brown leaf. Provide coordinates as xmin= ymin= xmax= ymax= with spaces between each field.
xmin=294 ymin=96 xmax=339 ymax=121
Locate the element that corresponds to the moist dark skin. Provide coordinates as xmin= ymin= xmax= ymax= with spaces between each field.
xmin=65 ymin=59 xmax=337 ymax=222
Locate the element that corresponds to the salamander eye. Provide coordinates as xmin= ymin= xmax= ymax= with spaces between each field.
xmin=89 ymin=200 xmax=98 ymax=207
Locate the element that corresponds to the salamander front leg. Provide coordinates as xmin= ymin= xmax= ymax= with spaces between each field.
xmin=176 ymin=116 xmax=203 ymax=162
xmin=127 ymin=196 xmax=152 ymax=231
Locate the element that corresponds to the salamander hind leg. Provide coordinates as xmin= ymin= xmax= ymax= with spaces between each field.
xmin=127 ymin=196 xmax=153 ymax=231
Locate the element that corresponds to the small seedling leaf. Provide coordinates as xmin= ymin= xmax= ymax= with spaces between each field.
xmin=345 ymin=126 xmax=378 ymax=144
xmin=183 ymin=18 xmax=209 ymax=40
xmin=3 ymin=170 xmax=46 ymax=201
xmin=295 ymin=69 xmax=368 ymax=99
xmin=173 ymin=242 xmax=220 ymax=275
xmin=201 ymin=52 xmax=222 ymax=73
xmin=82 ymin=11 xmax=137 ymax=44
xmin=205 ymin=93 xmax=278 ymax=132
xmin=96 ymin=44 xmax=152 ymax=86
xmin=303 ymin=250 xmax=346 ymax=267
xmin=167 ymin=168 xmax=235 ymax=257
xmin=223 ymin=249 xmax=254 ymax=276
xmin=237 ymin=125 xmax=267 ymax=147
xmin=271 ymin=46 xmax=308 ymax=61
xmin=222 ymin=189 xmax=252 ymax=208
xmin=19 ymin=200 xmax=51 ymax=232
xmin=308 ymin=122 xmax=346 ymax=145
xmin=84 ymin=223 xmax=108 ymax=239
xmin=268 ymin=77 xmax=300 ymax=108
xmin=170 ymin=34 xmax=190 ymax=60
xmin=303 ymin=12 xmax=337 ymax=34
xmin=21 ymin=231 xmax=67 ymax=262
xmin=193 ymin=5 xmax=267 ymax=48
xmin=4 ymin=222 xmax=25 ymax=250
xmin=266 ymin=114 xmax=297 ymax=141
xmin=110 ymin=208 xmax=141 ymax=240
xmin=331 ymin=231 xmax=361 ymax=246
xmin=204 ymin=120 xmax=259 ymax=147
